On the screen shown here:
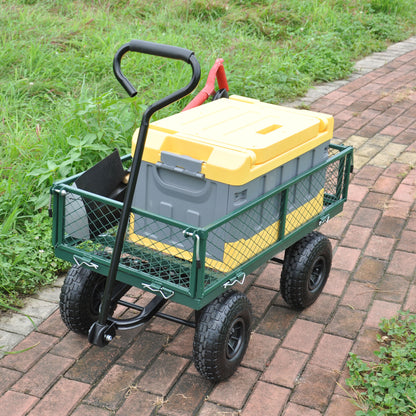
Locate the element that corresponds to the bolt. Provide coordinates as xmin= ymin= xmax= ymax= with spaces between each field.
xmin=104 ymin=334 xmax=113 ymax=342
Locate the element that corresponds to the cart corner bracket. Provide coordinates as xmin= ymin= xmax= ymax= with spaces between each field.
xmin=318 ymin=214 xmax=330 ymax=226
xmin=73 ymin=255 xmax=99 ymax=270
xmin=142 ymin=283 xmax=174 ymax=300
xmin=223 ymin=272 xmax=246 ymax=289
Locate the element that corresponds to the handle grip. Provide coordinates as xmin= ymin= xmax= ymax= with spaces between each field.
xmin=128 ymin=39 xmax=194 ymax=62
xmin=113 ymin=40 xmax=198 ymax=97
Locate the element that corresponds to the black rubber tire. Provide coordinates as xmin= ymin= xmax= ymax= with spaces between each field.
xmin=193 ymin=290 xmax=252 ymax=382
xmin=280 ymin=231 xmax=332 ymax=310
xmin=60 ymin=264 xmax=114 ymax=335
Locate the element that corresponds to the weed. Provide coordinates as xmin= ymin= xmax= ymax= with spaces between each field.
xmin=0 ymin=211 xmax=68 ymax=308
xmin=369 ymin=0 xmax=415 ymax=15
xmin=183 ymin=0 xmax=228 ymax=20
xmin=27 ymin=90 xmax=141 ymax=208
xmin=397 ymin=164 xmax=414 ymax=179
xmin=296 ymin=103 xmax=311 ymax=110
xmin=347 ymin=312 xmax=416 ymax=415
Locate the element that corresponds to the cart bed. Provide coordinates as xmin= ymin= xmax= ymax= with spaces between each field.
xmin=51 ymin=144 xmax=352 ymax=310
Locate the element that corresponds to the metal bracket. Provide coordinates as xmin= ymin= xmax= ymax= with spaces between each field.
xmin=319 ymin=214 xmax=330 ymax=226
xmin=223 ymin=272 xmax=246 ymax=289
xmin=142 ymin=283 xmax=174 ymax=300
xmin=183 ymin=229 xmax=201 ymax=268
xmin=88 ymin=322 xmax=116 ymax=347
xmin=54 ymin=188 xmax=67 ymax=196
xmin=73 ymin=255 xmax=99 ymax=270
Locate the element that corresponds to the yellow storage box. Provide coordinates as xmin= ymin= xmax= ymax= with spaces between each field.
xmin=129 ymin=96 xmax=333 ymax=272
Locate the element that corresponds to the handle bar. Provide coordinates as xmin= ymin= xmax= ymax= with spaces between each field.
xmin=113 ymin=39 xmax=200 ymax=97
xmin=93 ymin=41 xmax=201 ymax=338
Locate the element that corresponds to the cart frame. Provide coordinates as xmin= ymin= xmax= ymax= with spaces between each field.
xmin=51 ymin=144 xmax=352 ymax=329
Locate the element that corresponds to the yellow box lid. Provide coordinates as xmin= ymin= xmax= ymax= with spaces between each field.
xmin=133 ymin=95 xmax=333 ymax=186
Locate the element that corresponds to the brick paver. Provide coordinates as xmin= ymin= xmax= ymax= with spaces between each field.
xmin=1 ymin=332 xmax=59 ymax=373
xmin=12 ymin=353 xmax=74 ymax=397
xmin=242 ymin=381 xmax=291 ymax=415
xmin=209 ymin=367 xmax=259 ymax=409
xmin=325 ymin=394 xmax=358 ymax=416
xmin=1 ymin=36 xmax=416 ymax=415
xmin=84 ymin=365 xmax=140 ymax=411
xmin=27 ymin=378 xmax=89 ymax=416
xmin=291 ymin=364 xmax=338 ymax=412
xmin=332 ymin=246 xmax=362 ymax=271
xmin=116 ymin=390 xmax=160 ymax=416
xmin=241 ymin=332 xmax=280 ymax=370
xmin=281 ymin=320 xmax=323 ymax=353
xmin=342 ymin=225 xmax=372 ymax=249
xmin=326 ymin=306 xmax=366 ymax=339
xmin=0 ymin=391 xmax=38 ymax=416
xmin=137 ymin=353 xmax=188 ymax=396
xmin=262 ymin=348 xmax=308 ymax=388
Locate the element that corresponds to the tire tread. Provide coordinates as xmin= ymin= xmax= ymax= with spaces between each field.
xmin=280 ymin=231 xmax=332 ymax=310
xmin=193 ymin=290 xmax=252 ymax=381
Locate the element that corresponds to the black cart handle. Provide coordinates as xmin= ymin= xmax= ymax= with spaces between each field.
xmin=90 ymin=41 xmax=201 ymax=342
xmin=113 ymin=39 xmax=200 ymax=97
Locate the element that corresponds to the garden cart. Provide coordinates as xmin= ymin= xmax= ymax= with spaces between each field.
xmin=51 ymin=40 xmax=353 ymax=382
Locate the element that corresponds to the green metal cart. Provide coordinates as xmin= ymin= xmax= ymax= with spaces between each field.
xmin=51 ymin=40 xmax=353 ymax=382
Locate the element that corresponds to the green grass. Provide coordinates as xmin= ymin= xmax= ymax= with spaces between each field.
xmin=347 ymin=312 xmax=416 ymax=415
xmin=1 ymin=0 xmax=416 ymax=308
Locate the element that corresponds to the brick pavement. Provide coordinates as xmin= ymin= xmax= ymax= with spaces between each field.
xmin=1 ymin=37 xmax=416 ymax=415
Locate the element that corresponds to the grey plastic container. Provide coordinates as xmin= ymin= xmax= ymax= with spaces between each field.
xmin=131 ymin=140 xmax=329 ymax=263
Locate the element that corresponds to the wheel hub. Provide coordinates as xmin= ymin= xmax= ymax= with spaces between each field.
xmin=226 ymin=318 xmax=245 ymax=360
xmin=309 ymin=256 xmax=326 ymax=292
xmin=90 ymin=281 xmax=105 ymax=316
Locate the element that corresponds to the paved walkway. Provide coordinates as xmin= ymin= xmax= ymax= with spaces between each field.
xmin=1 ymin=37 xmax=416 ymax=416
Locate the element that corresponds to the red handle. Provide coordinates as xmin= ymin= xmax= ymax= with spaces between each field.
xmin=183 ymin=58 xmax=229 ymax=111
